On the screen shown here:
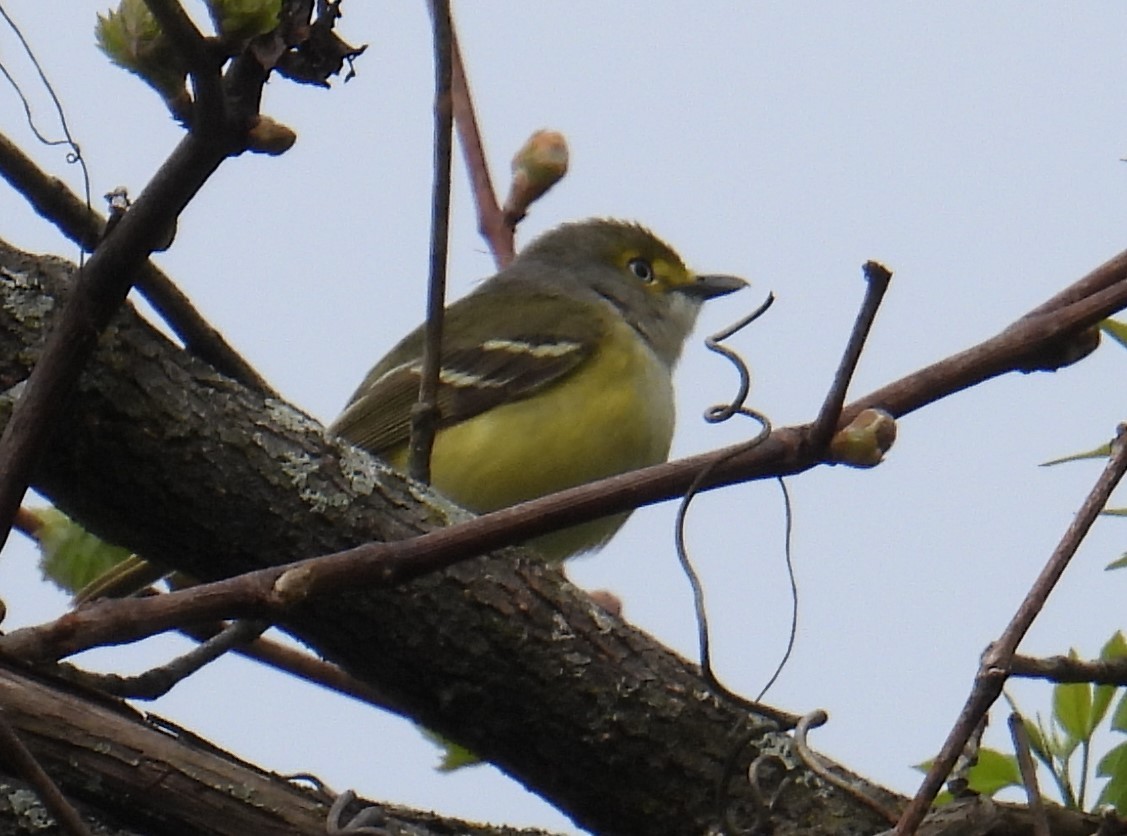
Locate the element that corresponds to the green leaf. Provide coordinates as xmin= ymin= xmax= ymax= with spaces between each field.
xmin=1094 ymin=633 xmax=1127 ymax=727
xmin=1107 ymin=554 xmax=1127 ymax=571
xmin=32 ymin=507 xmax=132 ymax=595
xmin=1111 ymin=691 xmax=1127 ymax=734
xmin=95 ymin=0 xmax=187 ymax=101
xmin=966 ymin=749 xmax=1024 ymax=796
xmin=1102 ymin=632 xmax=1127 ymax=660
xmin=933 ymin=789 xmax=955 ymax=806
xmin=914 ymin=749 xmax=1022 ymax=798
xmin=1096 ymin=742 xmax=1127 ymax=813
xmin=1042 ymin=443 xmax=1111 ymax=467
xmin=1024 ymin=717 xmax=1052 ymax=764
xmin=1054 ymin=677 xmax=1096 ymax=742
xmin=1045 ymin=715 xmax=1080 ymax=763
xmin=420 ymin=728 xmax=482 ymax=772
xmin=205 ymin=0 xmax=282 ymax=42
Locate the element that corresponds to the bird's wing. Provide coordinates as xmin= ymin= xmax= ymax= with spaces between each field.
xmin=329 ymin=287 xmax=604 ymax=456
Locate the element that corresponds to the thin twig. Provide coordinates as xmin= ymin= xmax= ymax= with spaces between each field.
xmin=792 ymin=709 xmax=901 ymax=825
xmin=72 ymin=620 xmax=268 ymax=699
xmin=843 ymin=267 xmax=1127 ymax=430
xmin=1009 ymin=712 xmax=1050 ymax=836
xmin=0 ymin=708 xmax=92 ymax=836
xmin=1026 ymin=248 xmax=1127 ymax=319
xmin=895 ymin=424 xmax=1127 ymax=835
xmin=808 ymin=261 xmax=892 ymax=451
xmin=674 ymin=295 xmax=796 ymax=723
xmin=190 ymin=626 xmax=412 ymax=716
xmin=408 ymin=0 xmax=453 ymax=484
xmin=436 ymin=2 xmax=511 ymax=267
xmin=141 ymin=0 xmax=223 ymax=130
xmin=1010 ymin=652 xmax=1127 ymax=685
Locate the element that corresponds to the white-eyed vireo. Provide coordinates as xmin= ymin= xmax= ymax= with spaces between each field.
xmin=75 ymin=218 xmax=744 ymax=601
xmin=330 ymin=218 xmax=747 ymax=559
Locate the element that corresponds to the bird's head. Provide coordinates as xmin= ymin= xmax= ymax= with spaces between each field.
xmin=516 ymin=219 xmax=747 ymax=364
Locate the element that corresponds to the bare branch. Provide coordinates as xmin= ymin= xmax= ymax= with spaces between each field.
xmin=1009 ymin=713 xmax=1051 ymax=836
xmin=809 ymin=261 xmax=891 ymax=452
xmin=895 ymin=425 xmax=1127 ymax=835
xmin=1011 ymin=651 xmax=1127 ymax=686
xmin=76 ymin=619 xmax=268 ymax=699
xmin=408 ymin=0 xmax=454 ymax=483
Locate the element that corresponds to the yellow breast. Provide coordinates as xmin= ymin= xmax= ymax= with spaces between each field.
xmin=389 ymin=318 xmax=675 ymax=559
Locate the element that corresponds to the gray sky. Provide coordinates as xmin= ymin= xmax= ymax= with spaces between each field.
xmin=3 ymin=3 xmax=1127 ymax=832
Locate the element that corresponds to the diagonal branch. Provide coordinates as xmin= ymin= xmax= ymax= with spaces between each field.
xmin=895 ymin=425 xmax=1127 ymax=835
xmin=0 ymin=130 xmax=277 ymax=395
xmin=5 ymin=243 xmax=1127 ymax=666
xmin=0 ymin=131 xmax=234 ymax=554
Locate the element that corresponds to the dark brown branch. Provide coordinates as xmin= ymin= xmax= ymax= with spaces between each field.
xmin=0 ymin=660 xmax=541 ymax=835
xmin=0 ymin=130 xmax=278 ymax=395
xmin=408 ymin=0 xmax=453 ymax=483
xmin=141 ymin=0 xmax=225 ymax=131
xmin=0 ymin=131 xmax=234 ymax=554
xmin=895 ymin=425 xmax=1127 ymax=836
xmin=1027 ymin=247 xmax=1127 ymax=318
xmin=808 ymin=260 xmax=891 ymax=452
xmin=1011 ymin=651 xmax=1127 ymax=686
xmin=842 ymin=257 xmax=1119 ymax=428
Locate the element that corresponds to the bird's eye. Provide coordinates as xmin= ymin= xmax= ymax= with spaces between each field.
xmin=627 ymin=258 xmax=655 ymax=283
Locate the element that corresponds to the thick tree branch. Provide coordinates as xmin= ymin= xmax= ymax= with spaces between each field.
xmin=0 ymin=659 xmax=548 ymax=835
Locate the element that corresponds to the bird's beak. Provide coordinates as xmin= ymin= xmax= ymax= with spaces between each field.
xmin=678 ymin=273 xmax=748 ymax=300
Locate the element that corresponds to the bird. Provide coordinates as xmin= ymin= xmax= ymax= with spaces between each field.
xmin=329 ymin=218 xmax=747 ymax=560
xmin=73 ymin=218 xmax=746 ymax=602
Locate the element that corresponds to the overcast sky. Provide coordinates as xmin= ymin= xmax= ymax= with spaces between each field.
xmin=3 ymin=3 xmax=1127 ymax=833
